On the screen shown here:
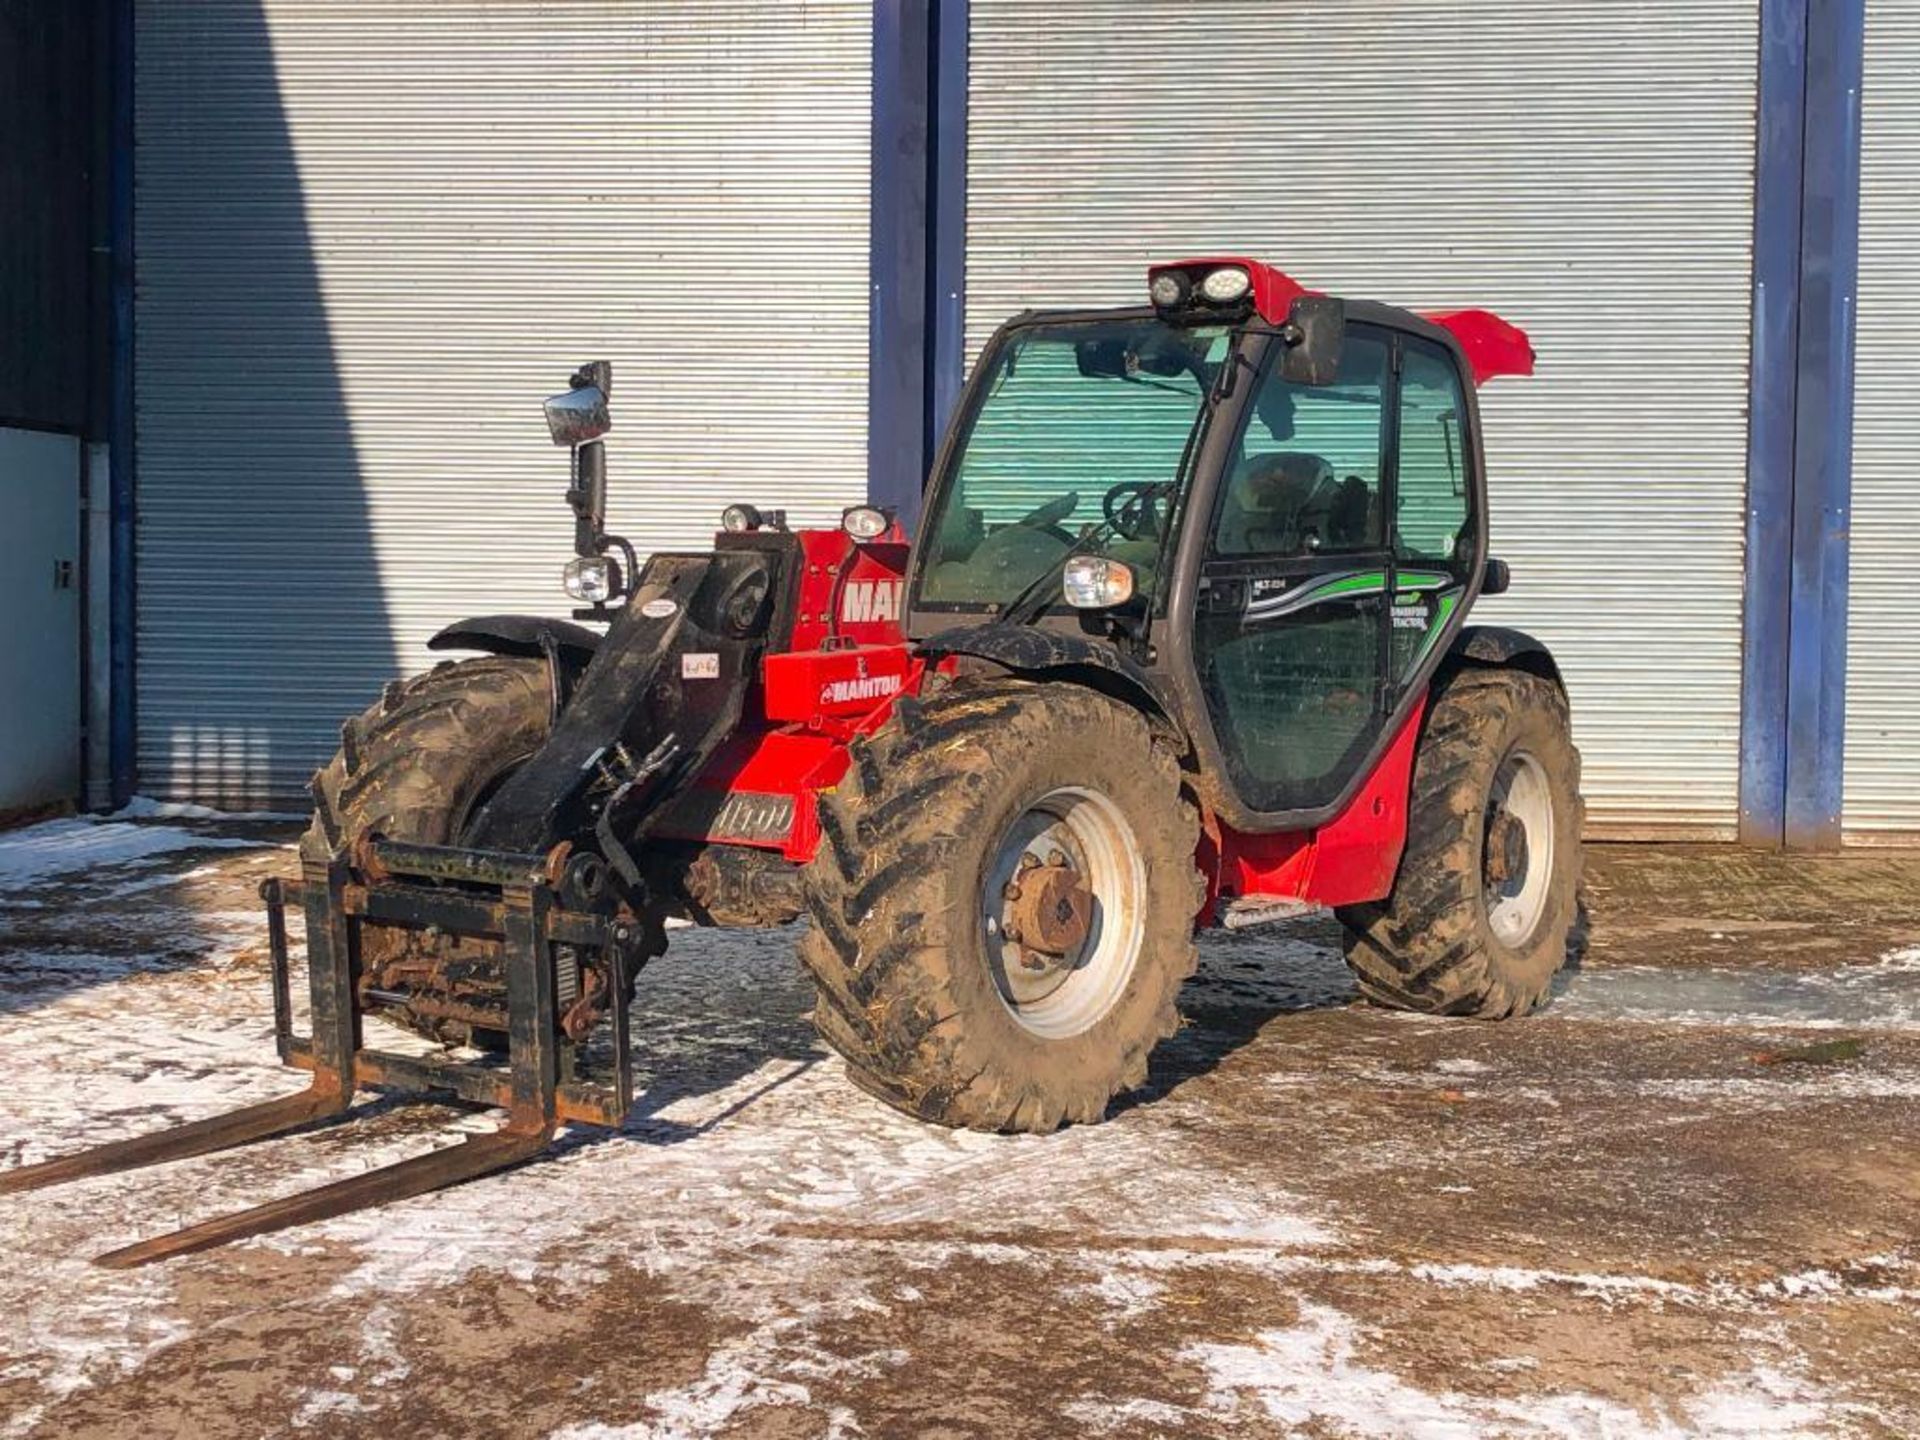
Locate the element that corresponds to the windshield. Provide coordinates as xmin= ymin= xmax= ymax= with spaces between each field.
xmin=918 ymin=319 xmax=1233 ymax=608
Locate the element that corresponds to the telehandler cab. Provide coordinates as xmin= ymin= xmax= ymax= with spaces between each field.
xmin=4 ymin=258 xmax=1580 ymax=1265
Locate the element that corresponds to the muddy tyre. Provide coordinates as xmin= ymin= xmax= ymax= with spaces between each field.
xmin=309 ymin=656 xmax=553 ymax=1042
xmin=799 ymin=680 xmax=1205 ymax=1133
xmin=1335 ymin=667 xmax=1582 ymax=1017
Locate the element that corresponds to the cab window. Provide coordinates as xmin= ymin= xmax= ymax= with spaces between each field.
xmin=1395 ymin=339 xmax=1471 ymax=566
xmin=1214 ymin=333 xmax=1389 ymax=557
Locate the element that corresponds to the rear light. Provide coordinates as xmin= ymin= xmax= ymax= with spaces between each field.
xmin=1062 ymin=556 xmax=1135 ymax=609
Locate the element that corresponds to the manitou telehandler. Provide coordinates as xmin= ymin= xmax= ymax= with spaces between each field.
xmin=4 ymin=258 xmax=1580 ymax=1264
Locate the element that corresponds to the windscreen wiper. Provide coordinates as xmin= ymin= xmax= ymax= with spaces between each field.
xmin=994 ymin=521 xmax=1116 ymax=627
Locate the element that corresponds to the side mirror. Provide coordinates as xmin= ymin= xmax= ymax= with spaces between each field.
xmin=544 ymin=383 xmax=610 ymax=448
xmin=1279 ymin=296 xmax=1345 ymax=387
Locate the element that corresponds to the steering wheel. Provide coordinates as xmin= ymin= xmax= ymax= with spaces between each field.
xmin=1016 ymin=492 xmax=1080 ymax=532
xmin=1102 ymin=482 xmax=1166 ymax=541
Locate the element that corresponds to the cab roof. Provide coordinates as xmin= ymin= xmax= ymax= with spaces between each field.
xmin=1148 ymin=255 xmax=1535 ymax=387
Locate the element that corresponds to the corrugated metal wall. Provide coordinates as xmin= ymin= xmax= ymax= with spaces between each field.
xmin=1846 ymin=0 xmax=1920 ymax=841
xmin=965 ymin=0 xmax=1761 ymax=836
xmin=135 ymin=0 xmax=871 ymax=805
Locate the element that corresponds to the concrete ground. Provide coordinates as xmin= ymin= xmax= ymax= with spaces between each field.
xmin=0 ymin=813 xmax=1916 ymax=1438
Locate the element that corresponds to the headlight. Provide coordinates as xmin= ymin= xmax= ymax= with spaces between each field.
xmin=563 ymin=555 xmax=613 ymax=603
xmin=1201 ymin=266 xmax=1252 ymax=303
xmin=841 ymin=505 xmax=890 ymax=540
xmin=721 ymin=502 xmax=764 ymax=533
xmin=1062 ymin=556 xmax=1135 ymax=609
xmin=1149 ymin=271 xmax=1190 ymax=308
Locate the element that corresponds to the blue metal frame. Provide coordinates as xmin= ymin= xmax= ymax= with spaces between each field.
xmin=108 ymin=0 xmax=136 ymax=807
xmin=867 ymin=0 xmax=932 ymax=528
xmin=1740 ymin=0 xmax=1864 ymax=848
xmin=925 ymin=0 xmax=967 ymax=479
xmin=1783 ymin=0 xmax=1865 ymax=848
xmin=867 ymin=0 xmax=966 ymax=533
xmin=1738 ymin=0 xmax=1807 ymax=845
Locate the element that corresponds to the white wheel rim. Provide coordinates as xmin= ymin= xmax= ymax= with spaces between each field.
xmin=981 ymin=786 xmax=1147 ymax=1039
xmin=1485 ymin=750 xmax=1555 ymax=948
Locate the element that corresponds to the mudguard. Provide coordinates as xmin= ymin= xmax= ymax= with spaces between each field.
xmin=917 ymin=623 xmax=1178 ymax=732
xmin=427 ymin=614 xmax=602 ymax=663
xmin=1445 ymin=624 xmax=1563 ymax=688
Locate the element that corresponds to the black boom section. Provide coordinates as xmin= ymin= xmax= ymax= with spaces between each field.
xmin=465 ymin=548 xmax=787 ymax=861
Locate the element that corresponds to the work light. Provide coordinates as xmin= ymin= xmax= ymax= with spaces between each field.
xmin=1062 ymin=556 xmax=1134 ymax=609
xmin=722 ymin=503 xmax=765 ymax=533
xmin=563 ymin=555 xmax=613 ymax=603
xmin=841 ymin=505 xmax=891 ymax=540
xmin=1149 ymin=271 xmax=1190 ymax=308
xmin=1201 ymin=266 xmax=1252 ymax=303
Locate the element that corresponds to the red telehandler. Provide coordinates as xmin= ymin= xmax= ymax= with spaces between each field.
xmin=2 ymin=258 xmax=1579 ymax=1264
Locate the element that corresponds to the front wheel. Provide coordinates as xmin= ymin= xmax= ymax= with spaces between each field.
xmin=799 ymin=680 xmax=1205 ymax=1133
xmin=1336 ymin=666 xmax=1583 ymax=1017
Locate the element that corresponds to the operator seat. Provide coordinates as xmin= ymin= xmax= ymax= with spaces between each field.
xmin=1219 ymin=452 xmax=1339 ymax=554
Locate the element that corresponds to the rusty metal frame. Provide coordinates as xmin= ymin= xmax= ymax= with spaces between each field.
xmin=0 ymin=835 xmax=636 ymax=1267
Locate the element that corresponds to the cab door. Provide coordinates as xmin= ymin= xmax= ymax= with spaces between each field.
xmin=1189 ymin=326 xmax=1400 ymax=815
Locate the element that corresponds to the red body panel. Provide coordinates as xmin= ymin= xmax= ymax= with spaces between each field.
xmin=1420 ymin=309 xmax=1536 ymax=386
xmin=1204 ymin=693 xmax=1428 ymax=912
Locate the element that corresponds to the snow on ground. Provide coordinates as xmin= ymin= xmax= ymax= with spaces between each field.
xmin=0 ymin=814 xmax=263 ymax=885
xmin=1 ymin=828 xmax=1916 ymax=1436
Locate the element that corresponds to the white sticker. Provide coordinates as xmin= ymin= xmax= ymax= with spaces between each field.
xmin=681 ymin=652 xmax=721 ymax=679
xmin=640 ymin=598 xmax=678 ymax=619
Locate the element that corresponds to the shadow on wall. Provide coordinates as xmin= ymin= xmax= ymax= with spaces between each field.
xmin=135 ymin=0 xmax=397 ymax=809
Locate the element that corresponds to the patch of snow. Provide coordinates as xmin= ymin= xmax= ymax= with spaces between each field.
xmin=1433 ymin=1058 xmax=1492 ymax=1075
xmin=0 ymin=817 xmax=261 ymax=886
xmin=1186 ymin=1301 xmax=1831 ymax=1438
xmin=1060 ymin=1395 xmax=1199 ymax=1433
xmin=292 ymin=1388 xmax=372 ymax=1428
xmin=1554 ymin=945 xmax=1920 ymax=1032
xmin=113 ymin=795 xmax=307 ymax=823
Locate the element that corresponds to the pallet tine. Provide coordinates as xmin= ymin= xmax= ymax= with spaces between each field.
xmin=0 ymin=849 xmax=364 ymax=1199
xmin=0 ymin=1087 xmax=349 ymax=1197
xmin=94 ymin=1121 xmax=554 ymax=1269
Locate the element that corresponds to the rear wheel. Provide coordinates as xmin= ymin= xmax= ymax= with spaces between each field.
xmin=1335 ymin=666 xmax=1582 ymax=1017
xmin=799 ymin=680 xmax=1205 ymax=1133
xmin=309 ymin=656 xmax=556 ymax=1044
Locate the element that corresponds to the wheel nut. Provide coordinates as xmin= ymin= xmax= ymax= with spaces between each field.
xmin=1002 ymin=881 xmax=1023 ymax=901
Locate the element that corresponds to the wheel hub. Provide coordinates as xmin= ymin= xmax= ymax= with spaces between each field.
xmin=1004 ymin=854 xmax=1094 ymax=965
xmin=1484 ymin=810 xmax=1529 ymax=887
xmin=981 ymin=787 xmax=1148 ymax=1039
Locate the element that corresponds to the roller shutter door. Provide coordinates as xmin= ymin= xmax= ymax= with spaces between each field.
xmin=966 ymin=0 xmax=1760 ymax=836
xmin=1846 ymin=2 xmax=1920 ymax=841
xmin=135 ymin=1 xmax=871 ymax=805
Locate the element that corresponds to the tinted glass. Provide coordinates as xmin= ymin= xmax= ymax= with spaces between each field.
xmin=1215 ymin=333 xmax=1389 ymax=557
xmin=1396 ymin=339 xmax=1471 ymax=566
xmin=918 ymin=321 xmax=1229 ymax=607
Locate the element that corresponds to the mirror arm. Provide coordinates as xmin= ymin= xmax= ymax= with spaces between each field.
xmin=569 ymin=440 xmax=608 ymax=557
